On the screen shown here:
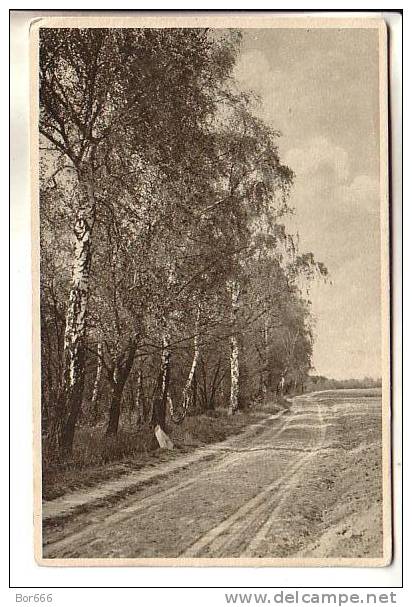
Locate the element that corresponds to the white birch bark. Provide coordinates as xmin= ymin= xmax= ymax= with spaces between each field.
xmin=58 ymin=167 xmax=96 ymax=455
xmin=91 ymin=342 xmax=102 ymax=405
xmin=154 ymin=329 xmax=174 ymax=448
xmin=161 ymin=331 xmax=171 ymax=398
xmin=63 ymin=200 xmax=95 ymax=389
xmin=183 ymin=326 xmax=200 ymax=404
xmin=169 ymin=304 xmax=201 ymax=422
xmin=228 ymin=280 xmax=241 ymax=415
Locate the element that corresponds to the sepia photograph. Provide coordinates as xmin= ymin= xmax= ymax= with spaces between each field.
xmin=31 ymin=14 xmax=391 ymax=566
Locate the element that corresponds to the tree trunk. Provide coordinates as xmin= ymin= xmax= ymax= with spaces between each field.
xmin=183 ymin=327 xmax=200 ymax=404
xmin=229 ymin=335 xmax=240 ymax=415
xmin=168 ymin=347 xmax=199 ymax=419
xmin=228 ymin=280 xmax=241 ymax=416
xmin=198 ymin=357 xmax=208 ymax=411
xmin=106 ymin=368 xmax=122 ymax=436
xmin=91 ymin=342 xmax=102 ymax=420
xmin=192 ymin=369 xmax=197 ymax=413
xmin=135 ymin=367 xmax=143 ymax=424
xmin=152 ymin=332 xmax=171 ymax=432
xmin=56 ymin=167 xmax=96 ymax=457
xmin=106 ymin=338 xmax=138 ymax=436
xmin=262 ymin=319 xmax=269 ymax=399
xmin=169 ymin=305 xmax=201 ymax=423
xmin=207 ymin=356 xmax=222 ymax=411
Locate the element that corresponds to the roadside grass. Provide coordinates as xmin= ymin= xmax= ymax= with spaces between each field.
xmin=42 ymin=397 xmax=288 ymax=501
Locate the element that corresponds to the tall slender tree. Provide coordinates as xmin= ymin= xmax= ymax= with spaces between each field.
xmin=40 ymin=28 xmax=244 ymax=455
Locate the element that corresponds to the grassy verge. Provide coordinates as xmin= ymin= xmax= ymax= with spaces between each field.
xmin=43 ymin=399 xmax=288 ymax=502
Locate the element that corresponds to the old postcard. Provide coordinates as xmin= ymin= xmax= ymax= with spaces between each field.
xmin=31 ymin=13 xmax=391 ymax=566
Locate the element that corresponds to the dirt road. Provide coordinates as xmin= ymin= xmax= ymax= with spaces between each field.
xmin=42 ymin=389 xmax=383 ymax=560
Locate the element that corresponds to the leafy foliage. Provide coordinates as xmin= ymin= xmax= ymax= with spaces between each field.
xmin=39 ymin=27 xmax=326 ymax=463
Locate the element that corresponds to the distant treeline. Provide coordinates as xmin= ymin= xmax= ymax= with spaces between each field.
xmin=304 ymin=376 xmax=382 ymax=392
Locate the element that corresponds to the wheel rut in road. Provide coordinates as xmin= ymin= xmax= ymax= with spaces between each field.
xmin=43 ymin=390 xmax=382 ymax=561
xmin=180 ymin=397 xmax=327 ymax=558
xmin=43 ymin=407 xmax=295 ymax=558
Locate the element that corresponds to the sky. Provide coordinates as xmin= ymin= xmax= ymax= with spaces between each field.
xmin=233 ymin=28 xmax=382 ymax=380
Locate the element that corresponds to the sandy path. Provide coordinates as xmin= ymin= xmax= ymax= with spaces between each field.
xmin=42 ymin=390 xmax=383 ymax=559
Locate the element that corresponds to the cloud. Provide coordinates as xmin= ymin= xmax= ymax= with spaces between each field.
xmin=232 ymin=50 xmax=291 ymax=134
xmin=335 ymin=175 xmax=380 ymax=217
xmin=285 ymin=137 xmax=380 ymax=219
xmin=233 ymin=49 xmax=272 ymax=92
xmin=282 ymin=137 xmax=381 ymax=379
xmin=286 ymin=137 xmax=349 ymax=183
xmin=235 ymin=32 xmax=382 ymax=379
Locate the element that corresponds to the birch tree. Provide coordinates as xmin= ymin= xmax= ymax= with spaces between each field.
xmin=39 ymin=27 xmax=242 ymax=456
xmin=39 ymin=28 xmax=328 ymax=466
xmin=227 ymin=280 xmax=241 ymax=415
